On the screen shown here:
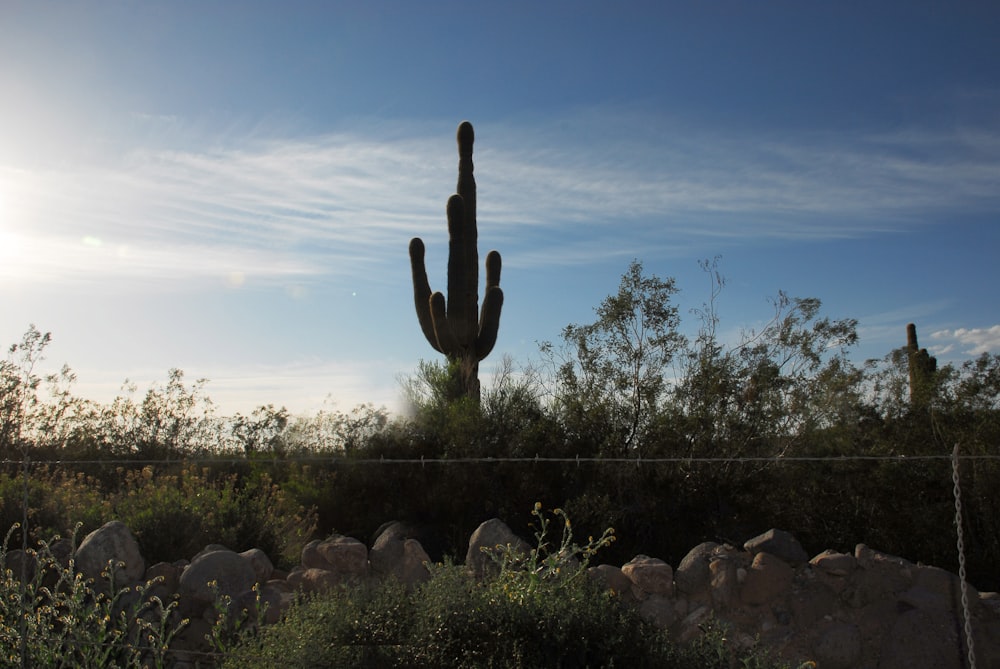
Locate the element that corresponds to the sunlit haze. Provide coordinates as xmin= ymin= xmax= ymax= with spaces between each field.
xmin=2 ymin=2 xmax=999 ymax=416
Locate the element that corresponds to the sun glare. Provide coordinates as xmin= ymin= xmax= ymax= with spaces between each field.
xmin=0 ymin=227 xmax=24 ymax=268
xmin=0 ymin=186 xmax=30 ymax=274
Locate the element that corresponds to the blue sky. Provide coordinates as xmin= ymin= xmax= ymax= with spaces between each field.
xmin=2 ymin=1 xmax=999 ymax=416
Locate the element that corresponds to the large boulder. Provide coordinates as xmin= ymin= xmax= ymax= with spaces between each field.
xmin=588 ymin=564 xmax=636 ymax=602
xmin=465 ymin=518 xmax=531 ymax=580
xmin=240 ymin=548 xmax=274 ymax=583
xmin=621 ymin=555 xmax=674 ymax=598
xmin=370 ymin=522 xmax=431 ymax=586
xmin=709 ymin=554 xmax=739 ymax=611
xmin=741 ymin=551 xmax=794 ymax=606
xmin=744 ymin=529 xmax=808 ymax=566
xmin=301 ymin=535 xmax=369 ymax=581
xmin=674 ymin=541 xmax=719 ymax=595
xmin=75 ymin=521 xmax=145 ymax=586
xmin=287 ymin=566 xmax=345 ymax=594
xmin=179 ymin=548 xmax=257 ymax=609
xmin=878 ymin=607 xmax=966 ymax=669
xmin=812 ymin=622 xmax=863 ymax=669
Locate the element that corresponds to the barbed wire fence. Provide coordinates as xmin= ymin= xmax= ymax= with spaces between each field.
xmin=3 ymin=448 xmax=996 ymax=668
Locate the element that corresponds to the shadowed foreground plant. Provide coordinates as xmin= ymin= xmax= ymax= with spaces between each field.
xmin=0 ymin=523 xmax=185 ymax=668
xmin=224 ymin=505 xmax=790 ymax=669
xmin=484 ymin=502 xmax=616 ymax=603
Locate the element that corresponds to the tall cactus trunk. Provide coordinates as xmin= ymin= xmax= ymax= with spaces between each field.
xmin=409 ymin=122 xmax=504 ymax=403
xmin=905 ymin=323 xmax=937 ymax=409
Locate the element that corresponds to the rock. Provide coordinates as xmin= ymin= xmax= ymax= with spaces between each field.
xmin=300 ymin=540 xmax=326 ymax=569
xmin=318 ymin=536 xmax=368 ymax=573
xmin=75 ymin=521 xmax=145 ymax=586
xmin=3 ymin=549 xmax=35 ymax=583
xmin=810 ymin=549 xmax=857 ymax=576
xmin=788 ymin=581 xmax=837 ymax=629
xmin=813 ymin=622 xmax=862 ymax=669
xmin=145 ymin=561 xmax=180 ymax=588
xmin=229 ymin=582 xmax=291 ymax=626
xmin=289 ymin=566 xmax=344 ymax=594
xmin=848 ymin=547 xmax=913 ymax=607
xmin=48 ymin=537 xmax=74 ymax=569
xmin=369 ymin=522 xmax=408 ymax=572
xmin=24 ymin=517 xmax=1000 ymax=669
xmin=638 ymin=594 xmax=677 ymax=628
xmin=399 ymin=539 xmax=432 ymax=585
xmin=678 ymin=604 xmax=712 ymax=643
xmin=709 ymin=555 xmax=739 ymax=611
xmin=741 ymin=552 xmax=793 ymax=606
xmin=879 ymin=607 xmax=965 ymax=669
xmin=144 ymin=561 xmax=180 ymax=601
xmin=370 ymin=523 xmax=431 ymax=586
xmin=302 ymin=535 xmax=369 ymax=581
xmin=465 ymin=518 xmax=531 ymax=580
xmin=191 ymin=544 xmax=231 ymax=562
xmin=621 ymin=555 xmax=674 ymax=597
xmin=588 ymin=564 xmax=635 ymax=602
xmin=178 ymin=548 xmax=257 ymax=608
xmin=855 ymin=543 xmax=913 ymax=569
xmin=744 ymin=529 xmax=808 ymax=566
xmin=674 ymin=541 xmax=719 ymax=595
xmin=240 ymin=548 xmax=274 ymax=583
xmin=912 ymin=564 xmax=979 ymax=613
xmin=169 ymin=616 xmax=215 ymax=660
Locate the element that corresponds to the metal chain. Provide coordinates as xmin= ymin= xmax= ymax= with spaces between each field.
xmin=951 ymin=444 xmax=977 ymax=669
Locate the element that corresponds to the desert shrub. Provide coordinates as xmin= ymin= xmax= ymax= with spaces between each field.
xmin=0 ymin=468 xmax=108 ymax=547
xmin=224 ymin=507 xmax=789 ymax=669
xmin=0 ymin=525 xmax=185 ymax=668
xmin=107 ymin=465 xmax=315 ymax=568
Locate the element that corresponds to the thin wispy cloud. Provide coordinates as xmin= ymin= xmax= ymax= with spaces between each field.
xmin=931 ymin=325 xmax=1000 ymax=356
xmin=72 ymin=357 xmax=408 ymax=416
xmin=3 ymin=113 xmax=999 ymax=288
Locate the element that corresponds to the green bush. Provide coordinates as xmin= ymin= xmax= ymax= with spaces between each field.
xmin=0 ymin=525 xmax=185 ymax=668
xmin=0 ymin=468 xmax=108 ymax=547
xmin=224 ymin=507 xmax=789 ymax=669
xmin=0 ymin=464 xmax=316 ymax=570
xmin=108 ymin=465 xmax=316 ymax=568
xmin=223 ymin=561 xmax=683 ymax=669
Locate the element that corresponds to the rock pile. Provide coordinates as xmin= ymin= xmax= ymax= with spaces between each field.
xmin=594 ymin=528 xmax=1000 ymax=669
xmin=7 ymin=519 xmax=998 ymax=668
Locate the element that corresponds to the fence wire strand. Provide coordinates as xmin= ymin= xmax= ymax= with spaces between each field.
xmin=3 ymin=453 xmax=1000 ymax=468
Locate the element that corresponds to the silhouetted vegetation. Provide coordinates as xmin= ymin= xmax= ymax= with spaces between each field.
xmin=409 ymin=121 xmax=505 ymax=402
xmin=1 ymin=259 xmax=998 ymax=595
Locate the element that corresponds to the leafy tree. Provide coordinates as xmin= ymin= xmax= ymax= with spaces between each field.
xmin=0 ymin=326 xmax=93 ymax=459
xmin=281 ymin=401 xmax=390 ymax=455
xmin=0 ymin=326 xmax=52 ymax=458
xmin=542 ymin=260 xmax=684 ymax=455
xmin=231 ymin=404 xmax=290 ymax=455
xmin=667 ymin=259 xmax=860 ymax=458
xmin=97 ymin=369 xmax=218 ymax=457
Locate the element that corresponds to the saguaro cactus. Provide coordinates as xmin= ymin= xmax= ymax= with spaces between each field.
xmin=905 ymin=322 xmax=937 ymax=408
xmin=409 ymin=121 xmax=504 ymax=402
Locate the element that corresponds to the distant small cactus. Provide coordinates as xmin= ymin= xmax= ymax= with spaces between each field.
xmin=409 ymin=122 xmax=504 ymax=401
xmin=905 ymin=323 xmax=937 ymax=407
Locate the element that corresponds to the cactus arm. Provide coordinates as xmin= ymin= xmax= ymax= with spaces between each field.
xmin=485 ymin=249 xmax=501 ymax=290
xmin=475 ymin=249 xmax=503 ymax=359
xmin=430 ymin=291 xmax=457 ymax=354
xmin=476 ymin=285 xmax=504 ymax=360
xmin=409 ymin=237 xmax=443 ymax=353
